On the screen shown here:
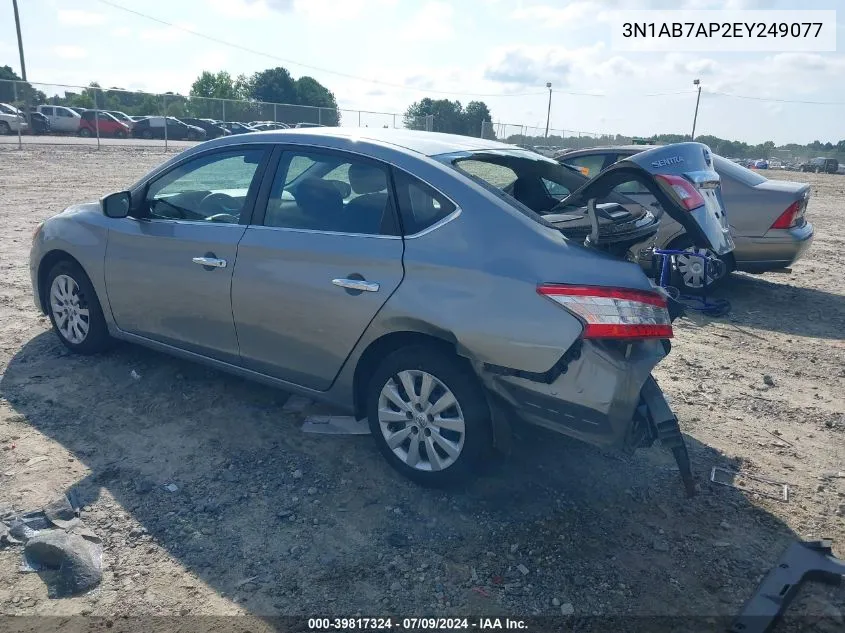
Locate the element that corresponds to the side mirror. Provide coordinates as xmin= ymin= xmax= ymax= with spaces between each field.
xmin=102 ymin=191 xmax=131 ymax=218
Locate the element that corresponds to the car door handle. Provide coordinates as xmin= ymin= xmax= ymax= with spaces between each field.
xmin=192 ymin=256 xmax=227 ymax=268
xmin=332 ymin=278 xmax=380 ymax=292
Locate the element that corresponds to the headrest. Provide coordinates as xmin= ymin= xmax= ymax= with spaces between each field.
xmin=296 ymin=178 xmax=343 ymax=217
xmin=348 ymin=163 xmax=387 ymax=195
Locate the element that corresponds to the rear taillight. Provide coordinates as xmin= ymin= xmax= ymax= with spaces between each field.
xmin=770 ymin=200 xmax=802 ymax=229
xmin=538 ymin=284 xmax=673 ymax=339
xmin=654 ymin=174 xmax=705 ymax=211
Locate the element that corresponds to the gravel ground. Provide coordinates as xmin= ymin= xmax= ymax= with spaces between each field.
xmin=0 ymin=146 xmax=843 ymax=629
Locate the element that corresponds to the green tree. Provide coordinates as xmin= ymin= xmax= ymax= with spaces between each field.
xmin=294 ymin=76 xmax=339 ymax=126
xmin=0 ymin=65 xmax=44 ymax=106
xmin=464 ymin=100 xmax=492 ymax=137
xmin=250 ymin=67 xmax=298 ymax=105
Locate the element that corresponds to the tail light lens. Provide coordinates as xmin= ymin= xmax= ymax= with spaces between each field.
xmin=654 ymin=174 xmax=705 ymax=211
xmin=538 ymin=284 xmax=673 ymax=339
xmin=770 ymin=200 xmax=803 ymax=229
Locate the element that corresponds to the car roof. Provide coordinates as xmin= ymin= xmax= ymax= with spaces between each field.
xmin=201 ymin=127 xmax=519 ymax=158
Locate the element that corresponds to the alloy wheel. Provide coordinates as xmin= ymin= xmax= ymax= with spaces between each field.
xmin=50 ymin=274 xmax=90 ymax=344
xmin=377 ymin=370 xmax=465 ymax=472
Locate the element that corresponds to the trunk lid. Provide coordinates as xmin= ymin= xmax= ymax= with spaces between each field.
xmin=561 ymin=143 xmax=735 ymax=256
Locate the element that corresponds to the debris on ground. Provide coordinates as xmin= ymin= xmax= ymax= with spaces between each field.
xmin=130 ymin=369 xmax=141 ymax=380
xmin=23 ymin=530 xmax=102 ymax=595
xmin=301 ymin=415 xmax=371 ymax=435
xmin=163 ymin=483 xmax=178 ymax=493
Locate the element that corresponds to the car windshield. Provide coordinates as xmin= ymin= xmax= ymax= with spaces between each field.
xmin=713 ymin=155 xmax=767 ymax=186
xmin=442 ymin=149 xmax=587 ymax=222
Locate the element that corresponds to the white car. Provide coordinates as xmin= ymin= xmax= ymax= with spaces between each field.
xmin=36 ymin=105 xmax=81 ymax=133
xmin=0 ymin=103 xmax=28 ymax=134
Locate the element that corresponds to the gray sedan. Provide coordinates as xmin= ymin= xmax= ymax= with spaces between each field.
xmin=558 ymin=146 xmax=814 ymax=291
xmin=30 ymin=129 xmax=711 ymax=487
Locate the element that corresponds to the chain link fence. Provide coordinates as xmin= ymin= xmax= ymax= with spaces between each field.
xmin=1 ymin=79 xmax=627 ymax=156
xmin=0 ymin=79 xmax=434 ymax=150
xmin=481 ymin=121 xmax=633 ymax=156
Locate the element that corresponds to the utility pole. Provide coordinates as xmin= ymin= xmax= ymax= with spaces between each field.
xmin=691 ymin=78 xmax=701 ymax=140
xmin=13 ymin=0 xmax=27 ymax=80
xmin=544 ymin=82 xmax=552 ymax=138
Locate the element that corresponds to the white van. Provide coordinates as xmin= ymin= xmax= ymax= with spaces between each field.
xmin=36 ymin=105 xmax=81 ymax=133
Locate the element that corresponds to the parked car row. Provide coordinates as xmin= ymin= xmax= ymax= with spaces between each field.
xmin=0 ymin=103 xmax=328 ymax=140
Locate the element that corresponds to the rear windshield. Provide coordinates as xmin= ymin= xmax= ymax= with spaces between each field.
xmin=441 ymin=149 xmax=590 ymax=225
xmin=714 ymin=155 xmax=767 ymax=186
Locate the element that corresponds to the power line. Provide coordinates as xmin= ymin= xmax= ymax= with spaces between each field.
xmin=708 ymin=90 xmax=845 ymax=106
xmin=93 ymin=0 xmax=547 ymax=98
xmin=93 ymin=0 xmax=705 ymax=101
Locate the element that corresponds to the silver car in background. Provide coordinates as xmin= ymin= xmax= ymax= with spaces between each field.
xmin=558 ymin=146 xmax=814 ymax=291
xmin=29 ymin=130 xmax=729 ymax=491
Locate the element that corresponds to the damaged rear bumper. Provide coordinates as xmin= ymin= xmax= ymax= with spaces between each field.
xmin=480 ymin=338 xmax=666 ymax=449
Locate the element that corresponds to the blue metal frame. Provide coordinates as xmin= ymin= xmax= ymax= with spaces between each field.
xmin=654 ymin=248 xmax=731 ymax=317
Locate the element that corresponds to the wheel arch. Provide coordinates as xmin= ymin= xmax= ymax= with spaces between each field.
xmin=37 ymin=250 xmax=88 ymax=314
xmin=352 ymin=329 xmax=458 ymax=421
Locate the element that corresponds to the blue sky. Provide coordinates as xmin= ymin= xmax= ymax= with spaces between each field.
xmin=0 ymin=0 xmax=843 ymax=143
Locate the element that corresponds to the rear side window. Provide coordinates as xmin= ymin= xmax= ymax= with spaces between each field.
xmin=41 ymin=106 xmax=53 ymax=116
xmin=456 ymin=160 xmax=517 ymax=189
xmin=263 ymin=150 xmax=399 ymax=236
xmin=393 ymin=171 xmax=456 ymax=235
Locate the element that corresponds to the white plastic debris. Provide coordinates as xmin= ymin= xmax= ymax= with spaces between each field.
xmin=301 ymin=415 xmax=371 ymax=435
xmin=163 ymin=483 xmax=178 ymax=493
xmin=130 ymin=370 xmax=141 ymax=380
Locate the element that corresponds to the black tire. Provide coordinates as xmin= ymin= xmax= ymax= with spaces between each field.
xmin=668 ymin=235 xmax=730 ymax=296
xmin=0 ymin=121 xmax=10 ymax=135
xmin=115 ymin=130 xmax=127 ymax=139
xmin=45 ymin=260 xmax=112 ymax=354
xmin=367 ymin=345 xmax=493 ymax=487
xmin=141 ymin=129 xmax=153 ymax=140
xmin=78 ymin=127 xmax=92 ymax=138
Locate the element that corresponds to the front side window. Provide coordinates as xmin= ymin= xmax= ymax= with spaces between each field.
xmin=262 ymin=150 xmax=397 ymax=236
xmin=144 ymin=149 xmax=265 ymax=224
xmin=41 ymin=107 xmax=53 ymax=116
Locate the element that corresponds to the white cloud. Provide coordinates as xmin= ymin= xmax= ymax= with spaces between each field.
xmin=57 ymin=9 xmax=107 ymax=26
xmin=484 ymin=44 xmax=605 ymax=87
xmin=208 ymin=0 xmax=395 ymax=21
xmin=206 ymin=0 xmax=273 ymax=19
xmin=398 ymin=1 xmax=455 ymax=42
xmin=111 ymin=26 xmax=132 ymax=38
xmin=139 ymin=23 xmax=195 ymax=43
xmin=53 ymin=45 xmax=88 ymax=59
xmin=510 ymin=2 xmax=600 ymax=28
xmin=293 ymin=0 xmax=397 ymax=22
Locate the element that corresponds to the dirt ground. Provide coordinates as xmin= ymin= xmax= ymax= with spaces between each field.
xmin=0 ymin=146 xmax=843 ymax=629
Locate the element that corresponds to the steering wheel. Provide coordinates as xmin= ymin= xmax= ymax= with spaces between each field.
xmin=199 ymin=192 xmax=240 ymax=216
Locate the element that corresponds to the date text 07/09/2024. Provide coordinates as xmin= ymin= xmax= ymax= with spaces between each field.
xmin=307 ymin=617 xmax=529 ymax=630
